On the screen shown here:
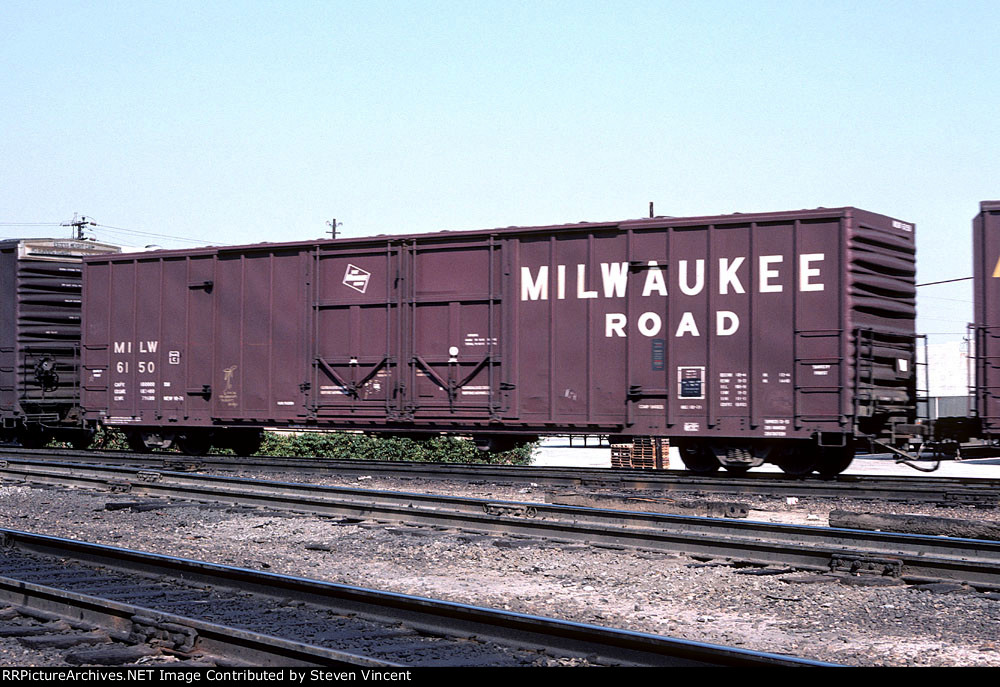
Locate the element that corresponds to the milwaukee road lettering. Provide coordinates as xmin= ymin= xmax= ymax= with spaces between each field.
xmin=519 ymin=254 xmax=825 ymax=337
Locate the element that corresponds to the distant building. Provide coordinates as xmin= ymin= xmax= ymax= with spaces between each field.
xmin=921 ymin=340 xmax=972 ymax=419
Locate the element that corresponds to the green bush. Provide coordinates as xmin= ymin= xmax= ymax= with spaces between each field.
xmin=257 ymin=432 xmax=536 ymax=465
xmin=38 ymin=427 xmax=128 ymax=451
xmin=90 ymin=427 xmax=131 ymax=451
xmin=56 ymin=425 xmax=537 ymax=465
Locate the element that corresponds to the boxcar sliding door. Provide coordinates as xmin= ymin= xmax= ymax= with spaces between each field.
xmin=311 ymin=241 xmax=404 ymax=422
xmin=402 ymin=236 xmax=508 ymax=423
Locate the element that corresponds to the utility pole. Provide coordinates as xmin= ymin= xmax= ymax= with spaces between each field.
xmin=62 ymin=213 xmax=96 ymax=240
xmin=327 ymin=218 xmax=342 ymax=239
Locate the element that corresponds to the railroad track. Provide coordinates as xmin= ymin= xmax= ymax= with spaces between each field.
xmin=0 ymin=529 xmax=829 ymax=667
xmin=2 ymin=458 xmax=1000 ymax=591
xmin=2 ymin=446 xmax=998 ymax=506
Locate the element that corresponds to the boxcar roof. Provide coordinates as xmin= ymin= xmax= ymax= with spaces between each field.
xmin=85 ymin=206 xmax=908 ymax=262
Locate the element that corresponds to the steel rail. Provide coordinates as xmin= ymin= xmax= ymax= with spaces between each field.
xmin=2 ymin=446 xmax=997 ymax=505
xmin=2 ymin=459 xmax=1000 ymax=590
xmin=0 ymin=576 xmax=398 ymax=667
xmin=0 ymin=528 xmax=831 ymax=667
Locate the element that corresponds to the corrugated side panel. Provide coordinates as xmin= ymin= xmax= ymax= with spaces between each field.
xmin=86 ymin=248 xmax=313 ymax=428
xmin=81 ymin=258 xmax=111 ymax=421
xmin=975 ymin=201 xmax=1000 ymax=436
xmin=84 ymin=258 xmax=139 ymax=423
xmin=85 ymin=253 xmax=223 ymax=427
xmin=211 ymin=247 xmax=310 ymax=423
xmin=515 ymin=228 xmax=632 ymax=430
xmin=514 ymin=212 xmax=854 ymax=439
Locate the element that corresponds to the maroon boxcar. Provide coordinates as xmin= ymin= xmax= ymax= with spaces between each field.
xmin=81 ymin=207 xmax=917 ymax=474
xmin=974 ymin=201 xmax=1000 ymax=438
xmin=1 ymin=238 xmax=120 ymax=447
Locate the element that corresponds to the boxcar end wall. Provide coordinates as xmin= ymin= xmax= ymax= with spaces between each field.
xmin=1 ymin=239 xmax=120 ymax=447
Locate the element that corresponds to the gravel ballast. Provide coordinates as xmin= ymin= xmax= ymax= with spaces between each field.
xmin=0 ymin=478 xmax=998 ymax=667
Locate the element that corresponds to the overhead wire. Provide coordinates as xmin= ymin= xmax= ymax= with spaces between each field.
xmin=917 ymin=277 xmax=973 ymax=287
xmin=921 ymin=295 xmax=973 ymax=303
xmin=1 ymin=219 xmax=216 ymax=247
xmin=91 ymin=223 xmax=215 ymax=246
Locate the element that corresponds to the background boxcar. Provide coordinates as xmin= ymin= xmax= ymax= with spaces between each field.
xmin=0 ymin=238 xmax=120 ymax=447
xmin=81 ymin=207 xmax=917 ymax=473
xmin=974 ymin=201 xmax=1000 ymax=438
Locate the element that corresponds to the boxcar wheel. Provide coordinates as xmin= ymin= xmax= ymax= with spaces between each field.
xmin=69 ymin=432 xmax=93 ymax=451
xmin=229 ymin=430 xmax=264 ymax=457
xmin=815 ymin=446 xmax=854 ymax=478
xmin=177 ymin=432 xmax=212 ymax=457
xmin=774 ymin=446 xmax=816 ymax=476
xmin=676 ymin=442 xmax=720 ymax=474
xmin=126 ymin=431 xmax=154 ymax=453
xmin=16 ymin=428 xmax=49 ymax=449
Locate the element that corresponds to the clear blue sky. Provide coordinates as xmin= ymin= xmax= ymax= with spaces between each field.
xmin=2 ymin=1 xmax=997 ymax=343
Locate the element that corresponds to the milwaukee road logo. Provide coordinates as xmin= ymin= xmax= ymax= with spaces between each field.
xmin=343 ymin=264 xmax=371 ymax=293
xmin=520 ymin=254 xmax=827 ymax=339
